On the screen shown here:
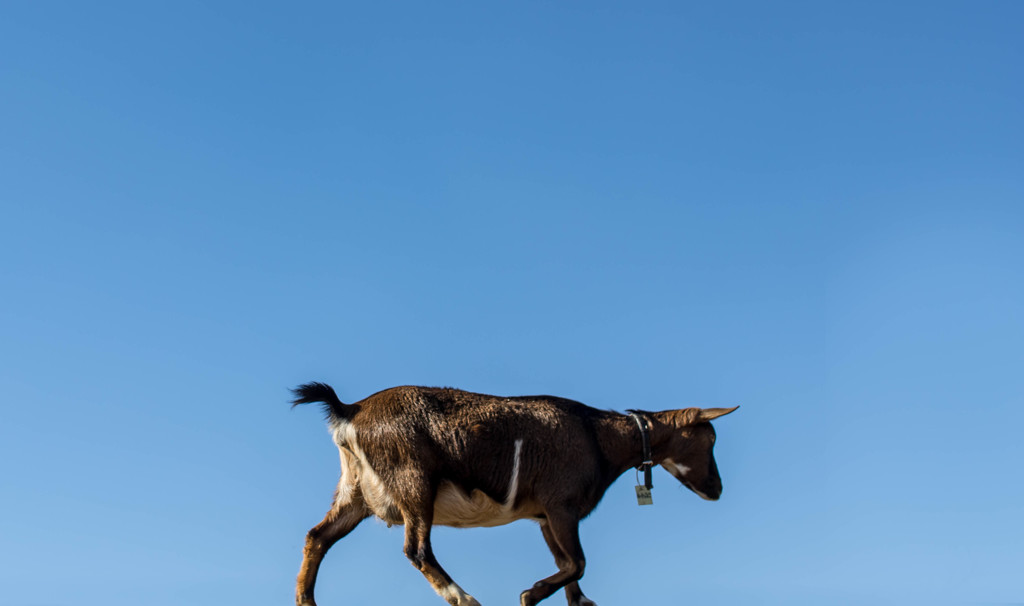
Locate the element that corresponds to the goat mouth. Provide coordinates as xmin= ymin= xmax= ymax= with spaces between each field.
xmin=682 ymin=481 xmax=718 ymax=501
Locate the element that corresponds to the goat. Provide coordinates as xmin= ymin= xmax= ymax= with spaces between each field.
xmin=291 ymin=382 xmax=737 ymax=606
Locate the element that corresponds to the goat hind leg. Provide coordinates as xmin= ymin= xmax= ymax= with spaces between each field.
xmin=296 ymin=501 xmax=369 ymax=606
xmin=539 ymin=521 xmax=597 ymax=606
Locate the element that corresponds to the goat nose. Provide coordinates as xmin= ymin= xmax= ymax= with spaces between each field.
xmin=699 ymin=485 xmax=721 ymax=501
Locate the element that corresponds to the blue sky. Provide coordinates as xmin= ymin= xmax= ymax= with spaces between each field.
xmin=1 ymin=2 xmax=1021 ymax=605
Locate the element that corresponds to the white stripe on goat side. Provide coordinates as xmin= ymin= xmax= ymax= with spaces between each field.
xmin=504 ymin=438 xmax=524 ymax=508
xmin=430 ymin=438 xmax=537 ymax=528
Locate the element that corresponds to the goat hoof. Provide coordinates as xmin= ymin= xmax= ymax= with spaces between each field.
xmin=520 ymin=589 xmax=537 ymax=606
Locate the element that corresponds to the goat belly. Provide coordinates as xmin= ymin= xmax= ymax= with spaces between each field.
xmin=432 ymin=481 xmax=537 ymax=528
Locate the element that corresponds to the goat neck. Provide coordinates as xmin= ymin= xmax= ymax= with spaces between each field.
xmin=595 ymin=411 xmax=680 ymax=478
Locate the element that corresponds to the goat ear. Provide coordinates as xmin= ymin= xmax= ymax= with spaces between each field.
xmin=671 ymin=408 xmax=703 ymax=427
xmin=696 ymin=406 xmax=739 ymax=423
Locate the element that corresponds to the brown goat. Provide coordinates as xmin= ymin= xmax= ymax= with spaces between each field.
xmin=291 ymin=383 xmax=737 ymax=606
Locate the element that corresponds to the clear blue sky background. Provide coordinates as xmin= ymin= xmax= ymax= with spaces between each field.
xmin=2 ymin=2 xmax=1021 ymax=605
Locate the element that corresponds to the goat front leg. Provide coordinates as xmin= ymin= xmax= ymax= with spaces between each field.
xmin=521 ymin=511 xmax=586 ymax=606
xmin=539 ymin=521 xmax=597 ymax=606
xmin=400 ymin=487 xmax=480 ymax=606
xmin=296 ymin=497 xmax=369 ymax=606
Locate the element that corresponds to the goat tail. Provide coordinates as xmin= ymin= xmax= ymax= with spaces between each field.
xmin=291 ymin=382 xmax=353 ymax=422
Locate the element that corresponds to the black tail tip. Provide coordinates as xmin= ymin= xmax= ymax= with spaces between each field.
xmin=291 ymin=381 xmax=340 ymax=407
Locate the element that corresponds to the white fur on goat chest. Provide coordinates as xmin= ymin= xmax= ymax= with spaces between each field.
xmin=333 ymin=420 xmax=535 ymax=528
